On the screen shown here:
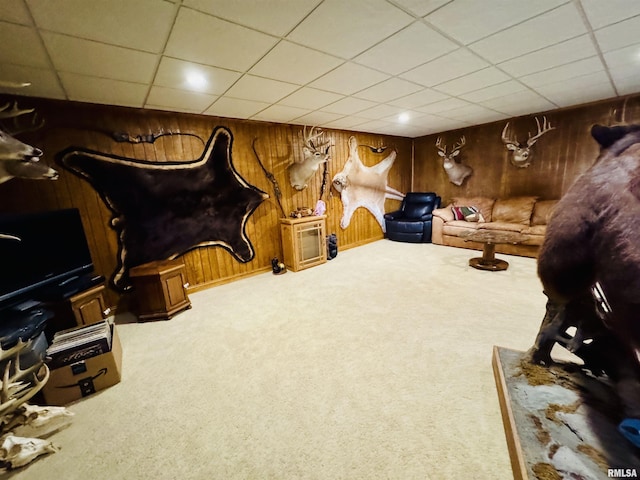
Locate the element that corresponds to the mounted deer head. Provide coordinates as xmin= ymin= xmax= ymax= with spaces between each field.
xmin=435 ymin=135 xmax=473 ymax=186
xmin=0 ymin=101 xmax=58 ymax=184
xmin=501 ymin=116 xmax=555 ymax=168
xmin=287 ymin=126 xmax=331 ymax=191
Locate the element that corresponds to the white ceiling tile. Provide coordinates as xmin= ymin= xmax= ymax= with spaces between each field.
xmin=1 ymin=1 xmax=638 ymax=138
xmin=224 ymin=75 xmax=300 ymax=103
xmin=26 ymin=0 xmax=175 ymax=53
xmin=416 ymin=97 xmax=471 ymax=114
xmin=498 ymin=35 xmax=598 ymax=77
xmin=353 ymin=78 xmax=423 ymax=103
xmin=434 ymin=67 xmax=511 ymax=96
xmin=204 ymin=97 xmax=269 ymax=119
xmin=412 ymin=116 xmax=471 ymax=133
xmin=437 ymin=104 xmax=506 ymax=124
xmin=581 ymin=0 xmax=640 ymax=29
xmin=603 ymin=43 xmax=640 ymax=69
xmin=533 ymin=72 xmax=616 ymax=107
xmin=480 ymin=90 xmax=557 ymax=117
xmin=165 ymin=8 xmax=278 ymax=72
xmin=469 ymin=3 xmax=587 ymax=63
xmin=388 ymin=88 xmax=449 ymax=108
xmin=59 ymin=72 xmax=147 ymax=107
xmin=293 ymin=111 xmax=344 ymax=126
xmin=249 ymin=41 xmax=343 ymax=84
xmin=42 ymin=32 xmax=157 ymax=84
xmin=145 ymin=86 xmax=217 ymax=113
xmin=252 ymin=104 xmax=312 ymax=123
xmin=278 ymin=87 xmax=344 ymax=110
xmin=392 ymin=0 xmax=449 ymax=17
xmin=183 ymin=0 xmax=321 ymax=36
xmin=519 ymin=57 xmax=604 ymax=88
xmin=357 ymin=104 xmax=406 ymax=120
xmin=287 ymin=0 xmax=414 ymax=58
xmin=355 ymin=119 xmax=396 ymax=134
xmin=154 ymin=58 xmax=241 ymax=96
xmin=610 ymin=64 xmax=640 ymax=95
xmin=425 ymin=0 xmax=566 ymax=45
xmin=0 ymin=22 xmax=50 ymax=68
xmin=353 ymin=22 xmax=458 ymax=75
xmin=324 ymin=116 xmax=370 ymax=129
xmin=309 ymin=62 xmax=389 ymax=95
xmin=408 ymin=112 xmax=449 ymax=127
xmin=321 ymin=97 xmax=376 ymax=115
xmin=595 ymin=15 xmax=640 ymax=53
xmin=460 ymin=80 xmax=528 ymax=103
xmin=376 ymin=123 xmax=420 ymax=137
xmin=0 ymin=64 xmax=65 ymax=99
xmin=400 ymin=48 xmax=489 ymax=87
xmin=1 ymin=0 xmax=33 ymax=24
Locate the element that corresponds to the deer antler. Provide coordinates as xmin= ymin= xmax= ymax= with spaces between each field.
xmin=0 ymin=102 xmax=44 ymax=135
xmin=501 ymin=122 xmax=517 ymax=147
xmin=0 ymin=340 xmax=50 ymax=417
xmin=435 ymin=137 xmax=447 ymax=154
xmin=0 ymin=102 xmax=34 ymax=120
xmin=451 ymin=136 xmax=466 ymax=154
xmin=526 ymin=116 xmax=555 ymax=147
xmin=303 ymin=126 xmax=330 ymax=151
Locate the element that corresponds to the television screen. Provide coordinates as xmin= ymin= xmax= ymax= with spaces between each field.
xmin=0 ymin=208 xmax=94 ymax=306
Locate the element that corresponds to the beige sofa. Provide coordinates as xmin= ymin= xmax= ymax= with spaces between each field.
xmin=431 ymin=196 xmax=558 ymax=258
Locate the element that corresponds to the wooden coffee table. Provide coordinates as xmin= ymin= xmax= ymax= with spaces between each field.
xmin=460 ymin=229 xmax=528 ymax=271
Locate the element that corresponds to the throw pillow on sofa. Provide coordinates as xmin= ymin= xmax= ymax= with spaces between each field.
xmin=451 ymin=206 xmax=484 ymax=222
xmin=452 ymin=197 xmax=495 ymax=222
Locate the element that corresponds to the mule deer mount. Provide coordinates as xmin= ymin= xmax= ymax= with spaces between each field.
xmin=435 ymin=135 xmax=473 ymax=186
xmin=0 ymin=101 xmax=58 ymax=184
xmin=288 ymin=126 xmax=332 ymax=191
xmin=501 ymin=116 xmax=555 ymax=168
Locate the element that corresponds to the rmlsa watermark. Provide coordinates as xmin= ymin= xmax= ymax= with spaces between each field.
xmin=608 ymin=468 xmax=638 ymax=478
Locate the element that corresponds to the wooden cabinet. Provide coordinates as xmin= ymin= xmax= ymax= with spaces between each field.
xmin=280 ymin=215 xmax=327 ymax=272
xmin=44 ymin=282 xmax=111 ymax=338
xmin=69 ymin=284 xmax=111 ymax=326
xmin=129 ymin=259 xmax=191 ymax=321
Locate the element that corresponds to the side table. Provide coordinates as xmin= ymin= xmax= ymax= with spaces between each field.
xmin=129 ymin=259 xmax=191 ymax=321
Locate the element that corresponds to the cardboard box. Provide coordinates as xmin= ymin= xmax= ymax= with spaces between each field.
xmin=42 ymin=324 xmax=122 ymax=406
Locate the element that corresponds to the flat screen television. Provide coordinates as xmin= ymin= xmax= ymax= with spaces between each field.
xmin=0 ymin=208 xmax=95 ymax=306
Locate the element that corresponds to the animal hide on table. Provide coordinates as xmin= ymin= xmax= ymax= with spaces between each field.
xmin=57 ymin=126 xmax=267 ymax=291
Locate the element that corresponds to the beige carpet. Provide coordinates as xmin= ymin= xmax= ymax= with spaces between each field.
xmin=9 ymin=241 xmax=547 ymax=480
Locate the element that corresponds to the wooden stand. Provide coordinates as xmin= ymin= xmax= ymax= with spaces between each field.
xmin=44 ymin=282 xmax=111 ymax=337
xmin=469 ymin=243 xmax=509 ymax=271
xmin=68 ymin=283 xmax=111 ymax=326
xmin=280 ymin=215 xmax=327 ymax=272
xmin=129 ymin=259 xmax=191 ymax=321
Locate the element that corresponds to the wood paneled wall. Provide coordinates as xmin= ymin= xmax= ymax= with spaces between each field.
xmin=0 ymin=97 xmax=411 ymax=310
xmin=413 ymin=94 xmax=640 ymax=206
xmin=3 ymin=93 xmax=639 ymax=312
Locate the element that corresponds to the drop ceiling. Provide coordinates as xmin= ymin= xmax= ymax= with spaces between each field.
xmin=1 ymin=0 xmax=639 ymax=138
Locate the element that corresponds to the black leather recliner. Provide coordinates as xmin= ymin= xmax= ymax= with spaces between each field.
xmin=384 ymin=192 xmax=441 ymax=243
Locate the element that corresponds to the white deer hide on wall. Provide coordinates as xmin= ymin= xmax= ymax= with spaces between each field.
xmin=332 ymin=136 xmax=404 ymax=232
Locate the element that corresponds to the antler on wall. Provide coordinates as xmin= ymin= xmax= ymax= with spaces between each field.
xmin=435 ymin=135 xmax=473 ymax=186
xmin=287 ymin=126 xmax=332 ymax=191
xmin=501 ymin=116 xmax=555 ymax=168
xmin=0 ymin=101 xmax=58 ymax=184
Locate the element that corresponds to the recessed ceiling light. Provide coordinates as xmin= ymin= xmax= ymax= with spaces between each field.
xmin=185 ymin=71 xmax=207 ymax=90
xmin=398 ymin=113 xmax=410 ymax=123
